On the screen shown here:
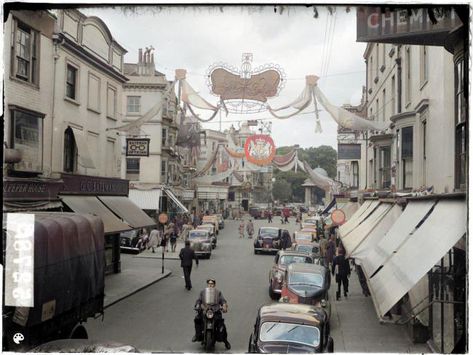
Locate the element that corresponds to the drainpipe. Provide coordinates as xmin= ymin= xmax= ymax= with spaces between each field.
xmin=50 ymin=32 xmax=63 ymax=176
xmin=395 ymin=45 xmax=402 ymax=114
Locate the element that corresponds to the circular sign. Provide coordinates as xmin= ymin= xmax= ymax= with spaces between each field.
xmin=158 ymin=213 xmax=169 ymax=224
xmin=244 ymin=134 xmax=276 ymax=165
xmin=331 ymin=209 xmax=346 ymax=225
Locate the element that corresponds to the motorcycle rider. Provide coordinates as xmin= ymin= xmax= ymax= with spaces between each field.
xmin=192 ymin=278 xmax=231 ymax=350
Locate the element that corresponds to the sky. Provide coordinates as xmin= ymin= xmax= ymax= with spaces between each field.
xmin=81 ymin=5 xmax=368 ymax=149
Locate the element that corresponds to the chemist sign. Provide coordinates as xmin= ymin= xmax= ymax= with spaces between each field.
xmin=126 ymin=138 xmax=150 ymax=157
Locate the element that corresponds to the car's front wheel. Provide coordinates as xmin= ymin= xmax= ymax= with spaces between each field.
xmin=268 ymin=283 xmax=277 ymax=300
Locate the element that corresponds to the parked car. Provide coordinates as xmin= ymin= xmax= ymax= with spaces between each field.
xmin=248 ymin=303 xmax=334 ymax=353
xmin=119 ymin=230 xmax=143 ymax=254
xmin=196 ymin=224 xmax=217 ymax=248
xmin=301 ymin=217 xmax=320 ymax=229
xmin=216 ymin=214 xmax=225 ymax=229
xmin=294 ymin=244 xmax=322 ymax=262
xmin=269 ymin=250 xmax=314 ymax=300
xmin=281 ymin=263 xmax=331 ymax=320
xmin=188 ymin=229 xmax=212 ymax=259
xmin=249 ymin=207 xmax=264 ymax=219
xmin=300 ymin=227 xmax=318 ymax=241
xmin=31 ymin=339 xmax=139 ymax=353
xmin=202 ymin=215 xmax=220 ymax=235
xmin=254 ymin=227 xmax=287 ymax=254
xmin=293 ymin=231 xmax=316 ymax=248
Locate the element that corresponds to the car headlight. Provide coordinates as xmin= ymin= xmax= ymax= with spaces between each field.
xmin=320 ymin=299 xmax=327 ymax=307
xmin=206 ymin=309 xmax=214 ymax=318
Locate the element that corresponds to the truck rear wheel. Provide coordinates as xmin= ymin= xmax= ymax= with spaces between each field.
xmin=69 ymin=324 xmax=88 ymax=339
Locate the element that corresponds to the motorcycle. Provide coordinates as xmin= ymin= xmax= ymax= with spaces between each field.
xmin=195 ymin=288 xmax=227 ymax=351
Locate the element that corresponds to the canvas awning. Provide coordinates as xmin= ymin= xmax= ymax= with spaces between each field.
xmin=367 ymin=199 xmax=466 ymax=318
xmin=340 ymin=202 xmax=359 ymax=221
xmin=341 ymin=202 xmax=392 ymax=256
xmin=98 ymin=196 xmax=157 ymax=229
xmin=3 ymin=200 xmax=64 ymax=212
xmin=350 ymin=203 xmax=402 ymax=264
xmin=362 ymin=200 xmax=436 ymax=278
xmin=128 ymin=188 xmax=162 ymax=210
xmin=322 ymin=198 xmax=336 ymax=214
xmin=164 ymin=188 xmax=189 ymax=213
xmin=70 ymin=127 xmax=95 ymax=168
xmin=339 ymin=200 xmax=379 ymax=238
xmin=60 ymin=195 xmax=131 ymax=234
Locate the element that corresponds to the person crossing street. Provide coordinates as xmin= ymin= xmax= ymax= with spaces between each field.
xmin=179 ymin=240 xmax=199 ymax=290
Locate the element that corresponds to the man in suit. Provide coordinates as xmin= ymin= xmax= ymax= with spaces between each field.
xmin=179 ymin=240 xmax=199 ymax=290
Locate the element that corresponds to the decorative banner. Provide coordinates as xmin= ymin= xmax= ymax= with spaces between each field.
xmin=331 ymin=209 xmax=346 ymax=225
xmin=126 ymin=138 xmax=150 ymax=157
xmin=244 ymin=134 xmax=276 ymax=166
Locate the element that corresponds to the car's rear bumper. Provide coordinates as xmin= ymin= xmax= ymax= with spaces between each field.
xmin=254 ymin=247 xmax=279 ymax=253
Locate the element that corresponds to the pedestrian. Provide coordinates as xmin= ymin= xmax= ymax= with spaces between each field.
xmin=137 ymin=228 xmax=149 ymax=251
xmin=170 ymin=230 xmax=178 ymax=252
xmin=148 ymin=227 xmax=160 ymax=253
xmin=267 ymin=210 xmax=272 ymax=223
xmin=179 ymin=240 xmax=199 ymax=290
xmin=281 ymin=230 xmax=292 ymax=250
xmin=246 ymin=219 xmax=254 ymax=239
xmin=332 ymin=246 xmax=351 ymax=300
xmin=239 ymin=219 xmax=245 ymax=238
xmin=319 ymin=236 xmax=328 ymax=265
xmin=325 ymin=234 xmax=336 ymax=268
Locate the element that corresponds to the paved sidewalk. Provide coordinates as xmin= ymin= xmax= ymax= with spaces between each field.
xmin=104 ymin=253 xmax=172 ymax=308
xmin=329 ymin=265 xmax=430 ymax=353
xmin=135 ymin=240 xmax=185 ymax=260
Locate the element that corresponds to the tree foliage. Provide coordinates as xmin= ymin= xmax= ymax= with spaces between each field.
xmin=272 ymin=180 xmax=292 ymax=202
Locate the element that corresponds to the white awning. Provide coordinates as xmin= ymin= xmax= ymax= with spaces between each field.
xmin=351 ymin=203 xmax=402 ymax=264
xmin=362 ymin=200 xmax=435 ymax=278
xmin=368 ymin=199 xmax=466 ymax=318
xmin=340 ymin=202 xmax=359 ymax=221
xmin=164 ymin=188 xmax=189 ymax=213
xmin=341 ymin=202 xmax=392 ymax=256
xmin=339 ymin=200 xmax=379 ymax=238
xmin=70 ymin=127 xmax=95 ymax=168
xmin=128 ymin=189 xmax=162 ymax=210
xmin=98 ymin=196 xmax=157 ymax=228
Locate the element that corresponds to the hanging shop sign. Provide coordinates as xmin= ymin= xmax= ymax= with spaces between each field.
xmin=244 ymin=134 xmax=276 ymax=166
xmin=126 ymin=138 xmax=150 ymax=157
xmin=331 ymin=209 xmax=346 ymax=225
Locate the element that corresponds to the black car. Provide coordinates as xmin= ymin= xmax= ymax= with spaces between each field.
xmin=248 ymin=303 xmax=333 ymax=353
xmin=254 ymin=227 xmax=288 ymax=254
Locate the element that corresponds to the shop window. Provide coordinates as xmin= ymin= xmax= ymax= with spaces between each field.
xmin=10 ymin=108 xmax=44 ymax=172
xmin=63 ymin=127 xmax=77 ymax=173
xmin=402 ymin=126 xmax=413 ymax=189
xmin=127 ymin=96 xmax=140 ymax=113
xmin=66 ymin=64 xmax=78 ymax=100
xmin=454 ymin=56 xmax=466 ymax=190
xmin=11 ymin=19 xmax=38 ymax=85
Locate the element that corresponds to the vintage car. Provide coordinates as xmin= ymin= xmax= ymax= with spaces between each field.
xmin=187 ymin=229 xmax=212 ymax=258
xmin=196 ymin=223 xmax=217 ymax=248
xmin=216 ymin=214 xmax=225 ymax=229
xmin=119 ymin=230 xmax=143 ymax=254
xmin=301 ymin=227 xmax=318 ymax=241
xmin=293 ymin=231 xmax=316 ymax=248
xmin=254 ymin=227 xmax=287 ymax=254
xmin=269 ymin=250 xmax=314 ymax=299
xmin=202 ymin=215 xmax=220 ymax=234
xmin=248 ymin=303 xmax=334 ymax=353
xmin=301 ymin=217 xmax=320 ymax=229
xmin=249 ymin=207 xmax=264 ymax=219
xmin=294 ymin=244 xmax=322 ymax=262
xmin=281 ymin=263 xmax=331 ymax=320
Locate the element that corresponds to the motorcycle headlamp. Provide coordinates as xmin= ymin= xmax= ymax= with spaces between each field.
xmin=206 ymin=309 xmax=214 ymax=319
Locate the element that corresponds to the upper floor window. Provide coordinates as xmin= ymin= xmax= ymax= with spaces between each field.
xmin=107 ymin=85 xmax=117 ymax=119
xmin=401 ymin=126 xmax=413 ymax=189
xmin=63 ymin=127 xmax=77 ymax=173
xmin=454 ymin=56 xmax=466 ymax=190
xmin=11 ymin=20 xmax=38 ymax=85
xmin=66 ymin=64 xmax=78 ymax=100
xmin=405 ymin=46 xmax=411 ymax=105
xmin=351 ymin=161 xmax=359 ymax=188
xmin=379 ymin=146 xmax=391 ymax=189
xmin=127 ymin=96 xmax=141 ymax=113
xmin=420 ymin=46 xmax=428 ymax=86
xmin=162 ymin=128 xmax=168 ymax=146
xmin=161 ymin=160 xmax=167 ymax=181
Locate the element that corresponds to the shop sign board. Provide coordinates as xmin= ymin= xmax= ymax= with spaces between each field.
xmin=126 ymin=138 xmax=150 ymax=157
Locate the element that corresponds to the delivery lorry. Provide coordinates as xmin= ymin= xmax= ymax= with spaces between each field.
xmin=2 ymin=212 xmax=105 ymax=351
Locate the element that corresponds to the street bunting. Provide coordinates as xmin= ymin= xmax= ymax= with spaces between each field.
xmin=126 ymin=138 xmax=150 ymax=157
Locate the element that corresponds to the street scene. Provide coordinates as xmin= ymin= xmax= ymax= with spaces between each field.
xmin=2 ymin=4 xmax=468 ymax=354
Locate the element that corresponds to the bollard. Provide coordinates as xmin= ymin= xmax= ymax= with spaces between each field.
xmin=162 ymin=247 xmax=164 ymax=274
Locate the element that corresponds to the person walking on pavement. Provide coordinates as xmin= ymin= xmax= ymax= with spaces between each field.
xmin=267 ymin=210 xmax=272 ymax=223
xmin=239 ymin=219 xmax=245 ymax=238
xmin=325 ymin=234 xmax=336 ymax=268
xmin=246 ymin=219 xmax=254 ymax=239
xmin=148 ymin=228 xmax=160 ymax=253
xmin=170 ymin=230 xmax=178 ymax=252
xmin=179 ymin=240 xmax=199 ymax=290
xmin=332 ymin=246 xmax=351 ymax=300
xmin=281 ymin=230 xmax=292 ymax=251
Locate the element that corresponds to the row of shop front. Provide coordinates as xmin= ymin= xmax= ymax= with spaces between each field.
xmin=324 ymin=193 xmax=466 ymax=353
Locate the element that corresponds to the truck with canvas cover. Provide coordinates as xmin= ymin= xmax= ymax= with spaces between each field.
xmin=2 ymin=212 xmax=105 ymax=351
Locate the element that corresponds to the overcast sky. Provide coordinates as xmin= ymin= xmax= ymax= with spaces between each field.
xmin=82 ymin=5 xmax=367 ymax=149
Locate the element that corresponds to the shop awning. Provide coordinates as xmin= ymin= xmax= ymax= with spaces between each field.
xmin=3 ymin=200 xmax=64 ymax=212
xmin=128 ymin=189 xmax=162 ymax=210
xmin=70 ymin=127 xmax=96 ymax=168
xmin=341 ymin=202 xmax=392 ymax=256
xmin=164 ymin=188 xmax=189 ymax=213
xmin=350 ymin=203 xmax=402 ymax=263
xmin=362 ymin=200 xmax=436 ymax=278
xmin=98 ymin=196 xmax=157 ymax=228
xmin=61 ymin=195 xmax=131 ymax=234
xmin=339 ymin=200 xmax=379 ymax=238
xmin=340 ymin=202 xmax=359 ymax=221
xmin=322 ymin=198 xmax=336 ymax=214
xmin=368 ymin=199 xmax=466 ymax=318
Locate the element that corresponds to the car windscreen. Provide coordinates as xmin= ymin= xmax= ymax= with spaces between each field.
xmin=295 ymin=234 xmax=312 ymax=241
xmin=289 ymin=272 xmax=324 ymax=287
xmin=259 ymin=322 xmax=320 ymax=348
xmin=295 ymin=245 xmax=312 ymax=254
xmin=259 ymin=228 xmax=279 ymax=238
xmin=189 ymin=231 xmax=208 ymax=239
xmin=279 ymin=255 xmax=312 ymax=266
xmin=303 ymin=219 xmax=317 ymax=224
xmin=197 ymin=226 xmax=212 ymax=232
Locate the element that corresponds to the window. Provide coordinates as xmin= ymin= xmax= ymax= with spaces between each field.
xmin=401 ymin=126 xmax=413 ymax=189
xmin=379 ymin=146 xmax=391 ymax=189
xmin=351 ymin=161 xmax=359 ymax=188
xmin=161 ymin=160 xmax=167 ymax=181
xmin=10 ymin=108 xmax=44 ymax=172
xmin=11 ymin=19 xmax=38 ymax=84
xmin=87 ymin=73 xmax=100 ymax=112
xmin=454 ymin=56 xmax=466 ymax=189
xmin=405 ymin=46 xmax=411 ymax=105
xmin=63 ymin=127 xmax=77 ymax=173
xmin=162 ymin=128 xmax=168 ymax=146
xmin=422 ymin=120 xmax=427 ymax=186
xmin=391 ymin=75 xmax=396 ymax=115
xmin=127 ymin=96 xmax=141 ymax=113
xmin=126 ymin=158 xmax=139 ymax=180
xmin=420 ymin=46 xmax=428 ymax=86
xmin=66 ymin=64 xmax=78 ymax=100
xmin=107 ymin=86 xmax=117 ymax=118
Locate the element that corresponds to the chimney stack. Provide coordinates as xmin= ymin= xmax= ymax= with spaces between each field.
xmin=139 ymin=48 xmax=143 ymax=63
